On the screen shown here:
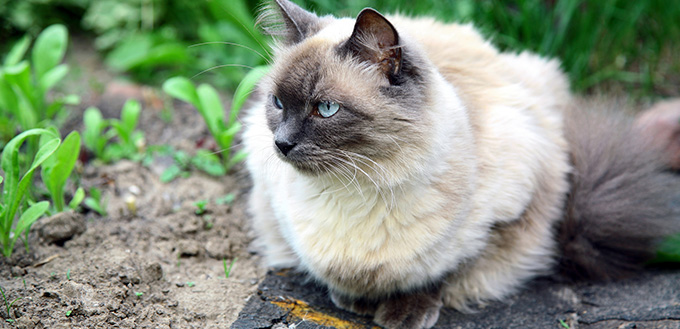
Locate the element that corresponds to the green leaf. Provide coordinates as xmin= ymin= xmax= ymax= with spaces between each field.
xmin=42 ymin=131 xmax=81 ymax=212
xmin=32 ymin=24 xmax=68 ymax=82
xmin=69 ymin=187 xmax=85 ymax=210
xmin=12 ymin=201 xmax=49 ymax=246
xmin=191 ymin=150 xmax=226 ymax=176
xmin=231 ymin=65 xmax=269 ymax=125
xmin=83 ymin=107 xmax=109 ymax=158
xmin=0 ymin=76 xmax=19 ymax=115
xmin=160 ymin=164 xmax=183 ymax=183
xmin=4 ymin=35 xmax=31 ymax=67
xmin=163 ymin=77 xmax=200 ymax=108
xmin=654 ymin=233 xmax=680 ymax=263
xmin=39 ymin=64 xmax=69 ymax=92
xmin=226 ymin=149 xmax=248 ymax=170
xmin=119 ymin=99 xmax=141 ymax=144
xmin=197 ymin=83 xmax=225 ymax=137
xmin=1 ymin=129 xmax=60 ymax=235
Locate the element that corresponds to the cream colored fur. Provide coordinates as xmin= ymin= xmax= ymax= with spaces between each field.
xmin=244 ymin=14 xmax=572 ymax=309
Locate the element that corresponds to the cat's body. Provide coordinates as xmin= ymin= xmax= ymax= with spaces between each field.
xmin=243 ymin=1 xmax=680 ymax=328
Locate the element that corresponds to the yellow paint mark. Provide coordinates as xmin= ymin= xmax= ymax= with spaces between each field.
xmin=271 ymin=298 xmax=379 ymax=329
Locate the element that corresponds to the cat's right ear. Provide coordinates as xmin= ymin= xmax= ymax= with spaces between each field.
xmin=258 ymin=0 xmax=320 ymax=45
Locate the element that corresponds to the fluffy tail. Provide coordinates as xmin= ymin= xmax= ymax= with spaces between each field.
xmin=558 ymin=101 xmax=680 ymax=280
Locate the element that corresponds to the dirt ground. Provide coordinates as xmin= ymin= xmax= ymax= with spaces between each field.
xmin=0 ymin=36 xmax=265 ymax=328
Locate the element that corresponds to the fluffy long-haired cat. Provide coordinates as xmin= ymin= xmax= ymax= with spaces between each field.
xmin=242 ymin=1 xmax=680 ymax=328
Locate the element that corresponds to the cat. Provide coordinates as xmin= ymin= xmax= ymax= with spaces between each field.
xmin=242 ymin=1 xmax=680 ymax=328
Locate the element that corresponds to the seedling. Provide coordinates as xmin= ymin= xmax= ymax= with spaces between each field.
xmin=1 ymin=129 xmax=60 ymax=257
xmin=41 ymin=130 xmax=84 ymax=213
xmin=163 ymin=66 xmax=268 ymax=171
xmin=186 ymin=282 xmax=195 ymax=288
xmin=65 ymin=310 xmax=72 ymax=317
xmin=135 ymin=292 xmax=143 ymax=297
xmin=82 ymin=100 xmax=145 ymax=163
xmin=194 ymin=200 xmax=208 ymax=215
xmin=84 ymin=187 xmax=107 ymax=217
xmin=66 ymin=269 xmax=71 ymax=280
xmin=0 ymin=24 xmax=79 ymax=148
xmin=558 ymin=319 xmax=570 ymax=329
xmin=215 ymin=193 xmax=235 ymax=205
xmin=0 ymin=285 xmax=21 ymax=321
xmin=223 ymin=257 xmax=237 ymax=279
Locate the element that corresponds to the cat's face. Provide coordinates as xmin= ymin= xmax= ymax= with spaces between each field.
xmin=261 ymin=1 xmax=430 ymax=178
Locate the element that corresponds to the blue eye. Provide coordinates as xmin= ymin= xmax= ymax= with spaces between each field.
xmin=272 ymin=95 xmax=283 ymax=110
xmin=315 ymin=101 xmax=340 ymax=118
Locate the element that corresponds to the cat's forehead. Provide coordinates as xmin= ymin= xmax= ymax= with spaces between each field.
xmin=269 ymin=24 xmax=385 ymax=104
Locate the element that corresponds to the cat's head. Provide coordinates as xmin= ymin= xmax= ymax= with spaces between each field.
xmin=258 ymin=0 xmax=439 ymax=184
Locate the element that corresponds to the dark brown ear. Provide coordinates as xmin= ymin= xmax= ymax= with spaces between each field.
xmin=259 ymin=0 xmax=320 ymax=44
xmin=344 ymin=8 xmax=402 ymax=81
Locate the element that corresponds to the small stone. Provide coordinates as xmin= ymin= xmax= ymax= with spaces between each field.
xmin=36 ymin=211 xmax=86 ymax=245
xmin=11 ymin=266 xmax=27 ymax=277
xmin=177 ymin=240 xmax=201 ymax=257
xmin=143 ymin=262 xmax=163 ymax=282
xmin=205 ymin=239 xmax=231 ymax=259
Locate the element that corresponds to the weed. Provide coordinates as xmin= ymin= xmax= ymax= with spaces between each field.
xmin=163 ymin=66 xmax=268 ymax=172
xmin=0 ymin=24 xmax=79 ymax=149
xmin=135 ymin=291 xmax=143 ymax=297
xmin=41 ymin=130 xmax=84 ymax=213
xmin=194 ymin=200 xmax=208 ymax=216
xmin=558 ymin=319 xmax=570 ymax=329
xmin=65 ymin=310 xmax=72 ymax=317
xmin=0 ymin=285 xmax=21 ymax=321
xmin=83 ymin=187 xmax=107 ymax=217
xmin=223 ymin=257 xmax=237 ymax=279
xmin=0 ymin=128 xmax=60 ymax=257
xmin=66 ymin=269 xmax=71 ymax=280
xmin=82 ymin=99 xmax=145 ymax=163
xmin=215 ymin=193 xmax=235 ymax=205
xmin=186 ymin=282 xmax=195 ymax=288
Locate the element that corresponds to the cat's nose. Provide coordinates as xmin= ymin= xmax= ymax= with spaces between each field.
xmin=275 ymin=140 xmax=297 ymax=156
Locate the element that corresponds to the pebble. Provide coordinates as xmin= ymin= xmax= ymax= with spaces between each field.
xmin=36 ymin=211 xmax=86 ymax=245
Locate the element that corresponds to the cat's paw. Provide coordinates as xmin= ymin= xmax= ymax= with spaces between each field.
xmin=330 ymin=291 xmax=377 ymax=316
xmin=373 ymin=290 xmax=443 ymax=329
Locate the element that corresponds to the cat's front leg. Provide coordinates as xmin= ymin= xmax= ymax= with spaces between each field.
xmin=331 ymin=285 xmax=443 ymax=329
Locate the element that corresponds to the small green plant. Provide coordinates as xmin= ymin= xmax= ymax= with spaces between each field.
xmin=0 ymin=24 xmax=79 ymax=149
xmin=558 ymin=319 xmax=570 ymax=329
xmin=83 ymin=99 xmax=145 ymax=163
xmin=134 ymin=291 xmax=143 ymax=297
xmin=653 ymin=233 xmax=680 ymax=263
xmin=186 ymin=282 xmax=195 ymax=288
xmin=65 ymin=310 xmax=72 ymax=317
xmin=66 ymin=269 xmax=71 ymax=280
xmin=223 ymin=257 xmax=237 ymax=279
xmin=215 ymin=193 xmax=235 ymax=205
xmin=163 ymin=66 xmax=268 ymax=172
xmin=0 ymin=285 xmax=21 ymax=322
xmin=83 ymin=187 xmax=107 ymax=217
xmin=1 ymin=128 xmax=60 ymax=257
xmin=194 ymin=200 xmax=208 ymax=215
xmin=41 ymin=130 xmax=84 ymax=213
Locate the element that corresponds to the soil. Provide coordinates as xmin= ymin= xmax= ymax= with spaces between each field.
xmin=0 ymin=35 xmax=265 ymax=328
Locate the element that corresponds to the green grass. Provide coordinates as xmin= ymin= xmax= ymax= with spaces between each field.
xmin=298 ymin=0 xmax=679 ymax=100
xmin=2 ymin=1 xmax=676 ymax=100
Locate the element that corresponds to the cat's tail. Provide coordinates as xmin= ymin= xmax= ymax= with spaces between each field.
xmin=558 ymin=101 xmax=680 ymax=280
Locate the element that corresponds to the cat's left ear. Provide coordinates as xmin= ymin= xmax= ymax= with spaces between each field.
xmin=259 ymin=0 xmax=321 ymax=45
xmin=344 ymin=9 xmax=402 ymax=82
